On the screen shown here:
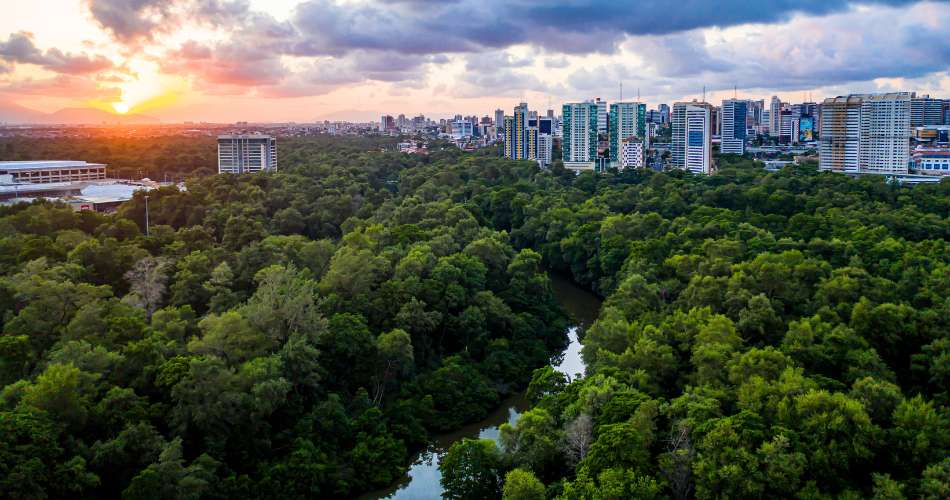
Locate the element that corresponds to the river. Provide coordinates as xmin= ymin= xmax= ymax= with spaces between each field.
xmin=364 ymin=272 xmax=603 ymax=500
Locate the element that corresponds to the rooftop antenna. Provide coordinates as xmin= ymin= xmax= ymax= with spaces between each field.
xmin=620 ymin=81 xmax=623 ymax=102
xmin=702 ymin=85 xmax=706 ymax=104
xmin=637 ymin=87 xmax=641 ymax=103
xmin=734 ymin=84 xmax=737 ymax=100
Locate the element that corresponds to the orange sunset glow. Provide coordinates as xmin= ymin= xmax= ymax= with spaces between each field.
xmin=3 ymin=1 xmax=950 ymax=123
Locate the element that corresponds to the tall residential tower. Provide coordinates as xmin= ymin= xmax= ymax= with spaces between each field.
xmin=608 ymin=102 xmax=646 ymax=163
xmin=819 ymin=92 xmax=911 ymax=175
xmin=672 ymin=101 xmax=713 ymax=174
xmin=217 ymin=135 xmax=277 ymax=174
xmin=721 ymin=99 xmax=748 ymax=154
xmin=562 ymin=102 xmax=599 ymax=168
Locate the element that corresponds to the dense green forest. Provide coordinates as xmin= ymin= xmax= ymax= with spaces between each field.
xmin=439 ymin=155 xmax=950 ymax=499
xmin=0 ymin=138 xmax=566 ymax=498
xmin=0 ymin=134 xmax=397 ymax=180
xmin=1 ymin=137 xmax=949 ymax=499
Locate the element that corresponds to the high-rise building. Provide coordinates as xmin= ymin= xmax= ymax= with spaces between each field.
xmin=769 ymin=96 xmax=782 ymax=136
xmin=780 ymin=112 xmax=799 ymax=144
xmin=504 ymin=103 xmax=529 ymax=160
xmin=380 ymin=115 xmax=395 ymax=132
xmin=819 ymin=92 xmax=911 ymax=175
xmin=819 ymin=96 xmax=862 ymax=173
xmin=526 ymin=126 xmax=539 ymax=162
xmin=658 ymin=104 xmax=670 ymax=125
xmin=594 ymin=98 xmax=608 ymax=135
xmin=608 ymin=102 xmax=646 ymax=162
xmin=859 ymin=93 xmax=912 ymax=174
xmin=672 ymin=101 xmax=713 ymax=174
xmin=494 ymin=109 xmax=505 ymax=139
xmin=562 ymin=102 xmax=599 ymax=164
xmin=747 ymin=99 xmax=764 ymax=136
xmin=721 ymin=99 xmax=748 ymax=154
xmin=218 ymin=135 xmax=277 ymax=174
xmin=911 ymin=95 xmax=944 ymax=127
xmin=710 ymin=106 xmax=721 ymax=137
xmin=537 ymin=133 xmax=553 ymax=167
xmin=503 ymin=116 xmax=515 ymax=158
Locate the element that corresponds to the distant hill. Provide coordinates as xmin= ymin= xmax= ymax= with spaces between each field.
xmin=0 ymin=101 xmax=46 ymax=124
xmin=0 ymin=101 xmax=160 ymax=125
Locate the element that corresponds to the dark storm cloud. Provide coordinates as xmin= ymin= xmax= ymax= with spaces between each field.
xmin=289 ymin=0 xmax=941 ymax=56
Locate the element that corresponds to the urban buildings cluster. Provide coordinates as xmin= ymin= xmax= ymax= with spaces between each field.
xmin=478 ymin=91 xmax=950 ymax=182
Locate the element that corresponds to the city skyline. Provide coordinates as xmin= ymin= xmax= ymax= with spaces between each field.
xmin=2 ymin=1 xmax=950 ymax=123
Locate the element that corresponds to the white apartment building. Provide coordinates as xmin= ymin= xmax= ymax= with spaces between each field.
xmin=537 ymin=134 xmax=553 ymax=167
xmin=770 ymin=96 xmax=782 ymax=136
xmin=620 ymin=139 xmax=644 ymax=169
xmin=672 ymin=102 xmax=712 ymax=174
xmin=218 ymin=135 xmax=277 ymax=174
xmin=860 ymin=93 xmax=911 ymax=174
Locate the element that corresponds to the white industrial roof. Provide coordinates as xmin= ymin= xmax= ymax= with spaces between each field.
xmin=0 ymin=160 xmax=107 ymax=171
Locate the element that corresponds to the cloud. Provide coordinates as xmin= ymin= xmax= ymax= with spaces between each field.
xmin=0 ymin=32 xmax=114 ymax=75
xmin=163 ymin=40 xmax=287 ymax=87
xmin=0 ymin=74 xmax=121 ymax=100
xmin=287 ymin=0 xmax=938 ymax=57
xmin=9 ymin=0 xmax=943 ymax=111
xmin=84 ymin=0 xmax=176 ymax=42
xmin=550 ymin=1 xmax=950 ymax=104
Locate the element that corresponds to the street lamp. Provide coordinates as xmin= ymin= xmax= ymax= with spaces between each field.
xmin=144 ymin=195 xmax=150 ymax=237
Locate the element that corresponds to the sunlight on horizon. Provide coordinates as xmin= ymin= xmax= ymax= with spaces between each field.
xmin=111 ymin=101 xmax=129 ymax=114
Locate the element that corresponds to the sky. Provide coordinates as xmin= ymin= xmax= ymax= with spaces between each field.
xmin=1 ymin=0 xmax=950 ymax=122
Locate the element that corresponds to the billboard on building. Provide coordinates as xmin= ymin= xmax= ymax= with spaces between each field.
xmin=799 ymin=116 xmax=815 ymax=142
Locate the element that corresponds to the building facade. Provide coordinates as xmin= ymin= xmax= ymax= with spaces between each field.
xmin=562 ymin=102 xmax=599 ymax=164
xmin=819 ymin=92 xmax=911 ymax=175
xmin=913 ymin=148 xmax=950 ymax=175
xmin=217 ymin=135 xmax=277 ymax=174
xmin=620 ymin=139 xmax=644 ymax=169
xmin=658 ymin=104 xmax=670 ymax=124
xmin=608 ymin=102 xmax=646 ymax=162
xmin=911 ymin=95 xmax=944 ymax=127
xmin=859 ymin=92 xmax=911 ymax=174
xmin=503 ymin=103 xmax=529 ymax=160
xmin=452 ymin=119 xmax=474 ymax=139
xmin=769 ymin=96 xmax=782 ymax=136
xmin=594 ymin=98 xmax=608 ymax=135
xmin=672 ymin=102 xmax=712 ymax=174
xmin=720 ymin=99 xmax=748 ymax=154
xmin=537 ymin=133 xmax=553 ymax=167
xmin=0 ymin=160 xmax=107 ymax=184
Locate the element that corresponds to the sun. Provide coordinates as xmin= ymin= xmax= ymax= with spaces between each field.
xmin=112 ymin=101 xmax=130 ymax=114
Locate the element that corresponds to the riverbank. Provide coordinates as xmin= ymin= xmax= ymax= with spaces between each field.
xmin=364 ymin=272 xmax=603 ymax=499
